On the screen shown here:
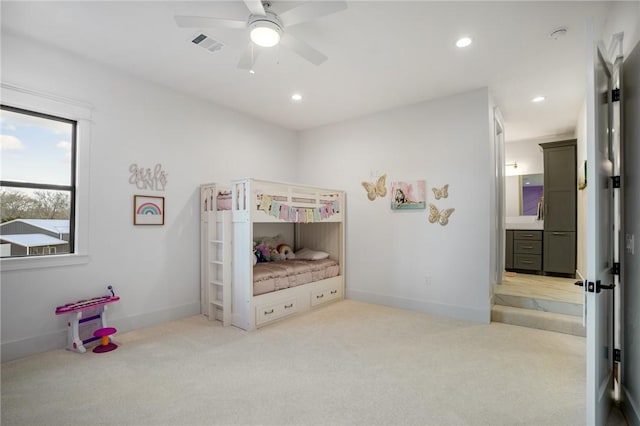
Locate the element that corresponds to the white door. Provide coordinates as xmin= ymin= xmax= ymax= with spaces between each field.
xmin=585 ymin=25 xmax=615 ymax=426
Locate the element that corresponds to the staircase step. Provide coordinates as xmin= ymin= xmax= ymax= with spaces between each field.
xmin=491 ymin=305 xmax=585 ymax=337
xmin=494 ymin=293 xmax=582 ymax=317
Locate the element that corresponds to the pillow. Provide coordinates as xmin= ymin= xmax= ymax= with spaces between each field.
xmin=295 ymin=248 xmax=329 ymax=260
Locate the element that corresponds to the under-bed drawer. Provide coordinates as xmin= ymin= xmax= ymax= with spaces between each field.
xmin=311 ymin=285 xmax=342 ymax=307
xmin=256 ymin=297 xmax=298 ymax=325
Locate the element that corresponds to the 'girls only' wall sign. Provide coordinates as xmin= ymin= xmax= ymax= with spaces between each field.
xmin=129 ymin=163 xmax=168 ymax=191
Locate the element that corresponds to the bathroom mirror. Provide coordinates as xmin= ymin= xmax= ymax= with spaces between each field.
xmin=520 ymin=174 xmax=543 ymax=216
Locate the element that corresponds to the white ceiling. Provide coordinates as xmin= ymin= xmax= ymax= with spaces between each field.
xmin=1 ymin=1 xmax=613 ymax=141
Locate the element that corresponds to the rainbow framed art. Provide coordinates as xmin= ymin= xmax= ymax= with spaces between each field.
xmin=133 ymin=195 xmax=165 ymax=225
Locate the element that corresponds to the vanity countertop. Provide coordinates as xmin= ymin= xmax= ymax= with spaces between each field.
xmin=505 ymin=221 xmax=544 ymax=230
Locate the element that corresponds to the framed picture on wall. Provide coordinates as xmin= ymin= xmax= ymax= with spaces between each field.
xmin=133 ymin=195 xmax=165 ymax=225
xmin=390 ymin=180 xmax=426 ymax=210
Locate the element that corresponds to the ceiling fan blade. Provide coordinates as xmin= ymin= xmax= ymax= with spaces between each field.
xmin=280 ymin=33 xmax=327 ymax=66
xmin=237 ymin=44 xmax=261 ymax=70
xmin=279 ymin=1 xmax=347 ymax=27
xmin=243 ymin=0 xmax=266 ymax=16
xmin=174 ymin=15 xmax=246 ymax=30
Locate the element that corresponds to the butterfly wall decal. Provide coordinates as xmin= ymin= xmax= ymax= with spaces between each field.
xmin=428 ymin=203 xmax=455 ymax=226
xmin=432 ymin=184 xmax=449 ymax=200
xmin=362 ymin=174 xmax=387 ymax=201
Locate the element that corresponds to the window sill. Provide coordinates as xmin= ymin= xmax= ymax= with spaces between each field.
xmin=1 ymin=254 xmax=90 ymax=272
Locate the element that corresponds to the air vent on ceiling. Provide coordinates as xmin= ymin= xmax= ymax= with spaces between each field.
xmin=190 ymin=32 xmax=224 ymax=53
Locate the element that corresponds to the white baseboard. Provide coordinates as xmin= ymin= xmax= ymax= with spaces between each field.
xmin=1 ymin=302 xmax=200 ymax=362
xmin=623 ymin=385 xmax=640 ymax=426
xmin=346 ymin=289 xmax=490 ymax=324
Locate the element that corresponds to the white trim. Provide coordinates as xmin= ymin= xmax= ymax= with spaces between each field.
xmin=0 ymin=301 xmax=199 ymax=361
xmin=0 ymin=83 xmax=92 ymax=272
xmin=622 ymin=386 xmax=640 ymax=426
xmin=0 ymin=254 xmax=90 ymax=272
xmin=493 ymin=106 xmax=505 ymax=286
xmin=0 ymin=82 xmax=93 ymax=120
xmin=346 ymin=289 xmax=491 ymax=324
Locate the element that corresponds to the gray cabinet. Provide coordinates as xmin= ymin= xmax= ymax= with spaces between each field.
xmin=506 ymin=230 xmax=543 ymax=273
xmin=543 ymin=231 xmax=576 ymax=274
xmin=505 ymin=230 xmax=513 ymax=269
xmin=540 ymin=140 xmax=577 ymax=277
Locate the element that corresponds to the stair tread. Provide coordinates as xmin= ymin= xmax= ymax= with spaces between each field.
xmin=494 ymin=293 xmax=582 ymax=317
xmin=492 ymin=304 xmax=581 ymax=320
xmin=491 ymin=305 xmax=585 ymax=337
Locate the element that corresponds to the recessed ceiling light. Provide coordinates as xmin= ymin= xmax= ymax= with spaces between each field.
xmin=456 ymin=37 xmax=473 ymax=48
xmin=532 ymin=96 xmax=546 ymax=103
xmin=249 ymin=69 xmax=255 ymax=75
xmin=291 ymin=93 xmax=302 ymax=102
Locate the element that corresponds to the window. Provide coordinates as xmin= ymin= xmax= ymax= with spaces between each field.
xmin=0 ymin=83 xmax=91 ymax=270
xmin=1 ymin=105 xmax=77 ymax=258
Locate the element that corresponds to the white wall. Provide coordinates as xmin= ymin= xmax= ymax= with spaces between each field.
xmin=297 ymin=88 xmax=493 ymax=323
xmin=504 ymin=138 xmax=545 ymax=177
xmin=0 ymin=33 xmax=298 ymax=361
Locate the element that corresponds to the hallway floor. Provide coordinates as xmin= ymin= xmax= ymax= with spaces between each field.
xmin=496 ymin=272 xmax=582 ymax=304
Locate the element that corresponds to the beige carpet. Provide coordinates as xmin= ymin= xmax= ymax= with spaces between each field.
xmin=1 ymin=299 xmax=585 ymax=425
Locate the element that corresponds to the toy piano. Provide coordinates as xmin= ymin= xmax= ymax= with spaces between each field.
xmin=55 ymin=286 xmax=120 ymax=353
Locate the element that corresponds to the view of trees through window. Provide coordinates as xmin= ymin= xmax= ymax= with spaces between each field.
xmin=0 ymin=105 xmax=76 ymax=258
xmin=1 ymin=189 xmax=70 ymax=222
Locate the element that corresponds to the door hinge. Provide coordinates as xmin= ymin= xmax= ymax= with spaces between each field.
xmin=612 ymin=262 xmax=620 ymax=275
xmin=614 ymin=349 xmax=621 ymax=362
xmin=612 ymin=88 xmax=620 ymax=102
xmin=611 ymin=176 xmax=621 ymax=188
xmin=586 ymin=280 xmax=615 ymax=293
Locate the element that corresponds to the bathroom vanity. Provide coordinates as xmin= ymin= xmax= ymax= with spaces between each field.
xmin=505 ymin=222 xmax=544 ymax=274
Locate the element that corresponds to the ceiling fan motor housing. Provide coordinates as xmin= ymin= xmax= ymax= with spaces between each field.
xmin=249 ymin=11 xmax=282 ymax=28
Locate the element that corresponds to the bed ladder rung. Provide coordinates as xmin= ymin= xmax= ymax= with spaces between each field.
xmin=208 ymin=207 xmax=232 ymax=327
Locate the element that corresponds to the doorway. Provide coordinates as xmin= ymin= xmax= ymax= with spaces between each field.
xmin=493 ymin=135 xmax=585 ymax=335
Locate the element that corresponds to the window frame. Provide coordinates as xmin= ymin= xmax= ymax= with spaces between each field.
xmin=0 ymin=83 xmax=92 ymax=271
xmin=1 ymin=104 xmax=78 ymax=256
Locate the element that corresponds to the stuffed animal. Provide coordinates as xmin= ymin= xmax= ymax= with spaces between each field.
xmin=269 ymin=247 xmax=283 ymax=262
xmin=277 ymin=244 xmax=296 ymax=260
xmin=254 ymin=243 xmax=271 ymax=263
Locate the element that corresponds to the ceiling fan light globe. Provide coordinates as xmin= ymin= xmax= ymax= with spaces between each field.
xmin=250 ymin=21 xmax=281 ymax=47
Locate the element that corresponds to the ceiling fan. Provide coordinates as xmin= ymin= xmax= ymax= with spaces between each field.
xmin=174 ymin=0 xmax=347 ymax=70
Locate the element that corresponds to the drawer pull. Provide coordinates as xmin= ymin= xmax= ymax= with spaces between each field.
xmin=520 ymin=260 xmax=533 ymax=264
xmin=284 ymin=303 xmax=293 ymax=309
xmin=264 ymin=309 xmax=274 ymax=315
xmin=330 ymin=290 xmax=338 ymax=295
xmin=523 ymin=234 xmax=534 ymax=237
xmin=316 ymin=294 xmax=324 ymax=299
xmin=522 ymin=246 xmax=533 ymax=249
xmin=552 ymin=232 xmax=567 ymax=236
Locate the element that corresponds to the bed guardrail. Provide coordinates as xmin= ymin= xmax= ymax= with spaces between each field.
xmin=231 ymin=178 xmax=343 ymax=223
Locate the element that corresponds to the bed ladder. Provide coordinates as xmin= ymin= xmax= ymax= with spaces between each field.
xmin=201 ymin=184 xmax=232 ymax=326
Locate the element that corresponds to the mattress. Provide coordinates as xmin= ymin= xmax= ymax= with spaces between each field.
xmin=253 ymin=258 xmax=340 ymax=296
